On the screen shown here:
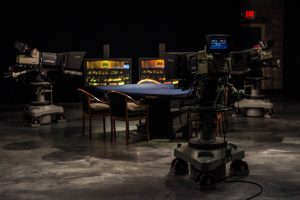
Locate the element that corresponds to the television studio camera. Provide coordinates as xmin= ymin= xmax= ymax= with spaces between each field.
xmin=165 ymin=35 xmax=248 ymax=190
xmin=5 ymin=42 xmax=85 ymax=127
xmin=231 ymin=40 xmax=274 ymax=118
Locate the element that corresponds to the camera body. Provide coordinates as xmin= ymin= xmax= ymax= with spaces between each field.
xmin=16 ymin=48 xmax=40 ymax=65
xmin=165 ymin=34 xmax=231 ymax=83
xmin=6 ymin=42 xmax=86 ymax=127
xmin=164 ymin=35 xmax=232 ymax=105
xmin=7 ymin=42 xmax=86 ymax=79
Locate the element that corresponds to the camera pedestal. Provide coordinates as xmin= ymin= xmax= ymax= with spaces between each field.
xmin=173 ymin=139 xmax=247 ymax=187
xmin=171 ymin=108 xmax=249 ymax=190
xmin=24 ymin=82 xmax=66 ymax=127
xmin=235 ymin=77 xmax=273 ymax=118
xmin=25 ymin=104 xmax=66 ymax=127
xmin=235 ymin=98 xmax=273 ymax=118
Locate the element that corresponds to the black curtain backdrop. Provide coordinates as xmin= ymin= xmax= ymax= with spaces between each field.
xmin=284 ymin=1 xmax=300 ymax=99
xmin=0 ymin=0 xmax=242 ymax=104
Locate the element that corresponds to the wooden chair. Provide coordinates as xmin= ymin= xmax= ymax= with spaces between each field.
xmin=107 ymin=90 xmax=150 ymax=145
xmin=77 ymin=88 xmax=110 ymax=140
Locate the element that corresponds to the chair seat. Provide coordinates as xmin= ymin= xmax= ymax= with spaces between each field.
xmin=127 ymin=102 xmax=145 ymax=111
xmin=90 ymin=103 xmax=110 ymax=111
xmin=128 ymin=109 xmax=146 ymax=117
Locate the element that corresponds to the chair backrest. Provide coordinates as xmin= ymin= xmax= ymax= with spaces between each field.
xmin=107 ymin=91 xmax=131 ymax=118
xmin=77 ymin=88 xmax=102 ymax=113
xmin=137 ymin=78 xmax=161 ymax=84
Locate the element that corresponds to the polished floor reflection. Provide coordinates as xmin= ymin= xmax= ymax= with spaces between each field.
xmin=0 ymin=96 xmax=299 ymax=200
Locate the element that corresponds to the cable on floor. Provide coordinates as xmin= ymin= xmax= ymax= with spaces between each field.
xmin=224 ymin=179 xmax=263 ymax=200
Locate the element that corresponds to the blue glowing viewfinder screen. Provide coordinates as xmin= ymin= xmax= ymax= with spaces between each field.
xmin=210 ymin=39 xmax=228 ymax=50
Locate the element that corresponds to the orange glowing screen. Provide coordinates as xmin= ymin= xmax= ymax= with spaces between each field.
xmin=141 ymin=59 xmax=165 ymax=69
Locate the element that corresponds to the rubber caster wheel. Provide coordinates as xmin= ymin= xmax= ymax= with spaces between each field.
xmin=197 ymin=173 xmax=215 ymax=190
xmin=170 ymin=158 xmax=189 ymax=175
xmin=56 ymin=114 xmax=66 ymax=122
xmin=31 ymin=118 xmax=40 ymax=127
xmin=229 ymin=159 xmax=249 ymax=177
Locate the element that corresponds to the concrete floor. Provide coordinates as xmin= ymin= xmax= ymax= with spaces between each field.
xmin=0 ymin=96 xmax=300 ymax=200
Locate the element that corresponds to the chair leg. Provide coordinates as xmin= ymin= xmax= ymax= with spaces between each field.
xmin=221 ymin=113 xmax=225 ymax=137
xmin=103 ymin=116 xmax=106 ymax=137
xmin=146 ymin=117 xmax=150 ymax=141
xmin=216 ymin=114 xmax=219 ymax=137
xmin=218 ymin=118 xmax=221 ymax=137
xmin=187 ymin=111 xmax=191 ymax=139
xmin=113 ymin=120 xmax=116 ymax=141
xmin=223 ymin=112 xmax=228 ymax=133
xmin=82 ymin=113 xmax=85 ymax=136
xmin=195 ymin=120 xmax=198 ymax=137
xmin=216 ymin=112 xmax=222 ymax=137
xmin=126 ymin=120 xmax=129 ymax=145
xmin=89 ymin=114 xmax=92 ymax=140
xmin=111 ymin=117 xmax=114 ymax=143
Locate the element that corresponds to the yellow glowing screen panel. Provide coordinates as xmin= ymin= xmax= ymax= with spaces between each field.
xmin=86 ymin=60 xmax=130 ymax=69
xmin=85 ymin=59 xmax=131 ymax=86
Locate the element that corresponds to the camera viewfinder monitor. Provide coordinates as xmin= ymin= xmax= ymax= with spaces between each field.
xmin=230 ymin=50 xmax=251 ymax=75
xmin=139 ymin=58 xmax=165 ymax=82
xmin=64 ymin=52 xmax=86 ymax=70
xmin=164 ymin=52 xmax=195 ymax=80
xmin=63 ymin=52 xmax=86 ymax=75
xmin=84 ymin=58 xmax=131 ymax=86
xmin=40 ymin=51 xmax=85 ymax=76
xmin=205 ymin=34 xmax=230 ymax=54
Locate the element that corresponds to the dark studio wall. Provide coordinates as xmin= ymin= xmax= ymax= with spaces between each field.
xmin=236 ymin=0 xmax=300 ymax=100
xmin=284 ymin=1 xmax=300 ymax=99
xmin=0 ymin=1 xmax=242 ymax=105
xmin=240 ymin=0 xmax=284 ymax=90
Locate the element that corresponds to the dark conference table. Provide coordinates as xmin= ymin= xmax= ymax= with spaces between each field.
xmin=94 ymin=84 xmax=189 ymax=98
xmin=89 ymin=84 xmax=190 ymax=138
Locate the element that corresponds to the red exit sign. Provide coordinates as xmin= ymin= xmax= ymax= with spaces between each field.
xmin=242 ymin=10 xmax=256 ymax=20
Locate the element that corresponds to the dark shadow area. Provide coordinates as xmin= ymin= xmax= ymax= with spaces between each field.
xmin=2 ymin=140 xmax=46 ymax=150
